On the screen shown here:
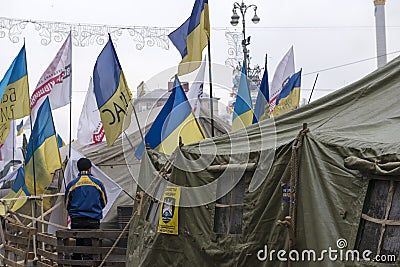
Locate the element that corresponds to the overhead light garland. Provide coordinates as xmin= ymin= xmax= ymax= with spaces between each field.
xmin=0 ymin=17 xmax=170 ymax=49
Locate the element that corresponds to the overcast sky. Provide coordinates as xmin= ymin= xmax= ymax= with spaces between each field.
xmin=1 ymin=0 xmax=400 ymax=141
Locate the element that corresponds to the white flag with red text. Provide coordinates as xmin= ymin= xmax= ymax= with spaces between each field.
xmin=28 ymin=33 xmax=72 ymax=126
xmin=77 ymin=77 xmax=105 ymax=146
xmin=269 ymin=46 xmax=295 ymax=114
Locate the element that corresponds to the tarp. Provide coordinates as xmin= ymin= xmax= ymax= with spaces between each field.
xmin=127 ymin=55 xmax=400 ymax=267
xmin=73 ymin=106 xmax=229 ymax=225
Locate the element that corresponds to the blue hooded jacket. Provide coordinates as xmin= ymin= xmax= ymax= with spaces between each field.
xmin=65 ymin=171 xmax=107 ymax=220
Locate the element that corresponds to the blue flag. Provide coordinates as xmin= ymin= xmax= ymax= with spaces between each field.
xmin=253 ymin=68 xmax=269 ymax=123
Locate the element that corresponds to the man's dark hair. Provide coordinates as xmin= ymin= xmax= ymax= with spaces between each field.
xmin=77 ymin=158 xmax=92 ymax=172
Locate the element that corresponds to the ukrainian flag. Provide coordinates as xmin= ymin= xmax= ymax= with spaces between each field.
xmin=169 ymin=0 xmax=210 ymax=76
xmin=271 ymin=70 xmax=302 ymax=117
xmin=17 ymin=120 xmax=24 ymax=136
xmin=0 ymin=167 xmax=30 ymax=215
xmin=0 ymin=45 xmax=30 ymax=124
xmin=135 ymin=76 xmax=205 ymax=160
xmin=93 ymin=35 xmax=133 ymax=146
xmin=252 ymin=68 xmax=269 ymax=123
xmin=57 ymin=134 xmax=66 ymax=148
xmin=24 ymin=97 xmax=62 ymax=195
xmin=232 ymin=64 xmax=253 ymax=131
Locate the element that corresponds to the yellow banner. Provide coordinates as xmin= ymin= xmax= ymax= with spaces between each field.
xmin=0 ymin=76 xmax=30 ymax=123
xmin=158 ymin=186 xmax=181 ymax=235
xmin=99 ymin=72 xmax=132 ymax=146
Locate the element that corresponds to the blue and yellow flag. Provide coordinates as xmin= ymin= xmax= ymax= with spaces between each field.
xmin=25 ymin=97 xmax=62 ymax=195
xmin=253 ymin=68 xmax=269 ymax=123
xmin=0 ymin=167 xmax=30 ymax=215
xmin=93 ymin=35 xmax=133 ymax=146
xmin=0 ymin=45 xmax=30 ymax=124
xmin=57 ymin=134 xmax=66 ymax=148
xmin=17 ymin=120 xmax=24 ymax=136
xmin=135 ymin=76 xmax=205 ymax=159
xmin=271 ymin=70 xmax=302 ymax=117
xmin=169 ymin=0 xmax=210 ymax=76
xmin=232 ymin=64 xmax=253 ymax=131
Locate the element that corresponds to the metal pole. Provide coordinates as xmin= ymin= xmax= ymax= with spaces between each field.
xmin=207 ymin=41 xmax=215 ymax=137
xmin=130 ymin=100 xmax=145 ymax=143
xmin=308 ymin=73 xmax=319 ymax=104
xmin=241 ymin=3 xmax=247 ymax=73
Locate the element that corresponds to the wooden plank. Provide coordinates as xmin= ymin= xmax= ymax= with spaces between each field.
xmin=38 ymin=248 xmax=58 ymax=261
xmin=5 ymin=232 xmax=30 ymax=245
xmin=57 ymin=237 xmax=65 ymax=263
xmin=4 ymin=244 xmax=28 ymax=257
xmin=37 ymin=261 xmax=55 ymax=267
xmin=6 ymin=221 xmax=36 ymax=234
xmin=56 ymin=245 xmax=126 ymax=255
xmin=56 ymin=230 xmax=128 ymax=239
xmin=37 ymin=233 xmax=58 ymax=246
xmin=57 ymin=259 xmax=126 ymax=266
xmin=2 ymin=257 xmax=26 ymax=267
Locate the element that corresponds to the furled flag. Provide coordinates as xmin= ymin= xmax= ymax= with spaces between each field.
xmin=169 ymin=0 xmax=210 ymax=76
xmin=0 ymin=167 xmax=29 ymax=215
xmin=0 ymin=122 xmax=11 ymax=145
xmin=271 ymin=70 xmax=302 ymax=117
xmin=269 ymin=46 xmax=295 ymax=114
xmin=57 ymin=134 xmax=66 ymax=148
xmin=0 ymin=45 xmax=30 ymax=124
xmin=28 ymin=33 xmax=72 ymax=126
xmin=186 ymin=56 xmax=206 ymax=118
xmin=232 ymin=64 xmax=253 ymax=132
xmin=17 ymin=120 xmax=24 ymax=136
xmin=24 ymin=97 xmax=62 ymax=196
xmin=137 ymin=81 xmax=147 ymax=98
xmin=252 ymin=67 xmax=269 ymax=123
xmin=77 ymin=78 xmax=105 ymax=146
xmin=93 ymin=35 xmax=133 ymax=146
xmin=0 ymin=120 xmax=16 ymax=163
xmin=135 ymin=76 xmax=206 ymax=160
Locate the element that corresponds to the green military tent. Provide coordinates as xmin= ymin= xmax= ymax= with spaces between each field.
xmin=127 ymin=55 xmax=400 ymax=267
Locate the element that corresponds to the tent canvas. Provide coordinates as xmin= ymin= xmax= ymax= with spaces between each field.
xmin=127 ymin=55 xmax=400 ymax=267
xmin=72 ymin=106 xmax=230 ymax=225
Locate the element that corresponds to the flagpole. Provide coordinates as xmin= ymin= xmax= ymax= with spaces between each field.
xmin=130 ymin=100 xmax=145 ymax=144
xmin=12 ymin=120 xmax=15 ymax=164
xmin=68 ymin=31 xmax=72 ymax=159
xmin=24 ymin=38 xmax=37 ymax=197
xmin=308 ymin=73 xmax=319 ymax=104
xmin=207 ymin=40 xmax=215 ymax=137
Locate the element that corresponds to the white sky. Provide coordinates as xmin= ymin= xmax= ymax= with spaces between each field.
xmin=1 ymin=0 xmax=400 ymax=141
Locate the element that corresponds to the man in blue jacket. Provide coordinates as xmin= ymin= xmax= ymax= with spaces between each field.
xmin=65 ymin=157 xmax=107 ymax=265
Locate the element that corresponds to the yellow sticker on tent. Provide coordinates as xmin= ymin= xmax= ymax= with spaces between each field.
xmin=158 ymin=186 xmax=181 ymax=235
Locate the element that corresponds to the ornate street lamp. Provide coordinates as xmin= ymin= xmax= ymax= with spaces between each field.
xmin=230 ymin=1 xmax=260 ymax=73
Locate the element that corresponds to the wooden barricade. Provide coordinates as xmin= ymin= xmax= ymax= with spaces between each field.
xmin=0 ymin=217 xmax=36 ymax=267
xmin=36 ymin=232 xmax=58 ymax=267
xmin=56 ymin=229 xmax=128 ymax=266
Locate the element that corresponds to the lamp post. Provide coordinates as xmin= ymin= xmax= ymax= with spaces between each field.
xmin=230 ymin=0 xmax=260 ymax=73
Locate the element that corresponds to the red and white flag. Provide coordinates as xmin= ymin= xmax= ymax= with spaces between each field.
xmin=28 ymin=33 xmax=72 ymax=126
xmin=269 ymin=46 xmax=295 ymax=114
xmin=77 ymin=77 xmax=105 ymax=146
xmin=187 ymin=56 xmax=206 ymax=118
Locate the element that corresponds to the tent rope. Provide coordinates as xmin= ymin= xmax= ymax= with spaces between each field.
xmin=289 ymin=124 xmax=309 ymax=250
